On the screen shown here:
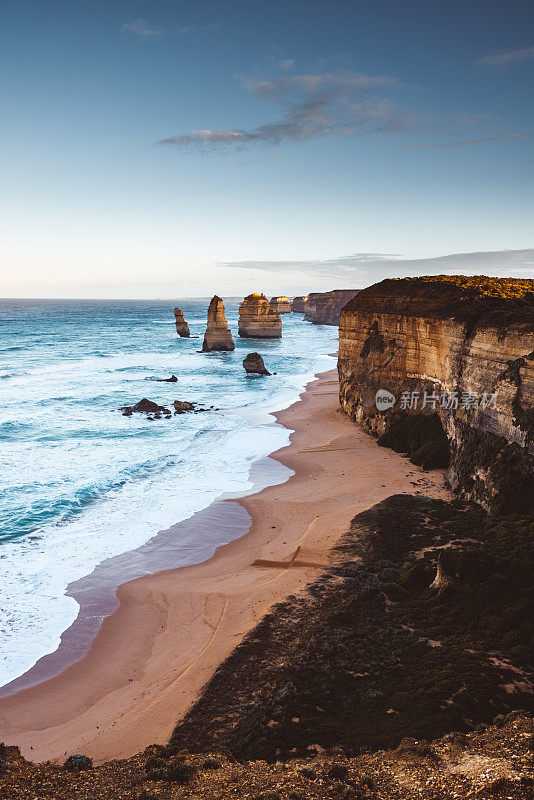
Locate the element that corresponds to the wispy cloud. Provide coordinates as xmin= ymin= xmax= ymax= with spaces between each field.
xmin=278 ymin=59 xmax=295 ymax=71
xmin=159 ymin=71 xmax=419 ymax=149
xmin=122 ymin=19 xmax=164 ymax=37
xmin=221 ymin=249 xmax=534 ymax=285
xmin=122 ymin=19 xmax=220 ymax=38
xmin=158 ymin=70 xmax=525 ymax=151
xmin=476 ymin=45 xmax=534 ymax=68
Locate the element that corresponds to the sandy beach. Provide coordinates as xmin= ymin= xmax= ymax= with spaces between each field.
xmin=0 ymin=368 xmax=450 ymax=764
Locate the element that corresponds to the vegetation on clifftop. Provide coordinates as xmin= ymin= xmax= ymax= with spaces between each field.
xmin=342 ymin=275 xmax=534 ymax=331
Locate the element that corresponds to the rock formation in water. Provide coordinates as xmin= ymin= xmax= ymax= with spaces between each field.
xmin=174 ymin=307 xmax=190 ymax=337
xmin=202 ymin=296 xmax=235 ymax=352
xmin=242 ymin=352 xmax=270 ymax=375
xmin=270 ymin=296 xmax=292 ymax=314
xmin=238 ymin=293 xmax=282 ymax=338
xmin=304 ymin=289 xmax=360 ymax=325
xmin=338 ymin=275 xmax=534 ymax=512
xmin=291 ymin=295 xmax=308 ymax=312
xmin=120 ymin=398 xmax=172 ymax=419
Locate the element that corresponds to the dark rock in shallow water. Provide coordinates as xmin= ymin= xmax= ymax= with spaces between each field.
xmin=157 ymin=375 xmax=178 ymax=382
xmin=120 ymin=398 xmax=172 ymax=417
xmin=243 ymin=353 xmax=271 ymax=375
xmin=173 ymin=400 xmax=196 ymax=414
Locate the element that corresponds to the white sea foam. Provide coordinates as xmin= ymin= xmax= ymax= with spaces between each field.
xmin=0 ymin=299 xmax=336 ymax=687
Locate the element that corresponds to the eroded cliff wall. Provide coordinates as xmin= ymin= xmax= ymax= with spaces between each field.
xmin=338 ymin=276 xmax=534 ymax=512
xmin=305 ymin=289 xmax=360 ymax=325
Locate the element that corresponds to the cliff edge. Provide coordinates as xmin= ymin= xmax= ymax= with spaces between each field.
xmin=338 ymin=275 xmax=534 ymax=512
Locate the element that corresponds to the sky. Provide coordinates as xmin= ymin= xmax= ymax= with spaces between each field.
xmin=1 ymin=0 xmax=533 ymax=298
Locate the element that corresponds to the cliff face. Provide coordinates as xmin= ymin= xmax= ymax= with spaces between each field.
xmin=202 ymin=296 xmax=235 ymax=352
xmin=338 ymin=276 xmax=534 ymax=512
xmin=305 ymin=289 xmax=360 ymax=325
xmin=174 ymin=307 xmax=190 ymax=337
xmin=291 ymin=295 xmax=308 ymax=313
xmin=238 ymin=293 xmax=282 ymax=338
xmin=270 ymin=296 xmax=292 ymax=314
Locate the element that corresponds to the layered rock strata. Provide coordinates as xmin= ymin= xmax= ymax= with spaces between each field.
xmin=270 ymin=296 xmax=292 ymax=314
xmin=304 ymin=289 xmax=360 ymax=325
xmin=291 ymin=295 xmax=308 ymax=312
xmin=338 ymin=275 xmax=534 ymax=511
xmin=174 ymin=307 xmax=190 ymax=337
xmin=242 ymin=353 xmax=270 ymax=375
xmin=238 ymin=293 xmax=282 ymax=338
xmin=202 ymin=296 xmax=235 ymax=352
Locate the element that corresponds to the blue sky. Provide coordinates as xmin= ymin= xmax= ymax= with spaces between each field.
xmin=1 ymin=0 xmax=533 ymax=297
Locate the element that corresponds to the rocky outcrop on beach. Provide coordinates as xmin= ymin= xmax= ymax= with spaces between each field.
xmin=337 ymin=276 xmax=534 ymax=512
xmin=174 ymin=307 xmax=190 ymax=337
xmin=304 ymin=289 xmax=360 ymax=325
xmin=291 ymin=295 xmax=308 ymax=312
xmin=243 ymin=352 xmax=270 ymax=375
xmin=202 ymin=296 xmax=235 ymax=352
xmin=270 ymin=296 xmax=292 ymax=314
xmin=238 ymin=293 xmax=282 ymax=338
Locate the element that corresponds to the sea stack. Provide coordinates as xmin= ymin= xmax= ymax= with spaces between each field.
xmin=238 ymin=293 xmax=282 ymax=338
xmin=202 ymin=296 xmax=235 ymax=352
xmin=270 ymin=296 xmax=292 ymax=314
xmin=174 ymin=307 xmax=190 ymax=337
xmin=292 ymin=296 xmax=308 ymax=313
xmin=243 ymin=352 xmax=270 ymax=375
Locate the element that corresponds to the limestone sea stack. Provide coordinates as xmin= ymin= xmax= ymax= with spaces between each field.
xmin=238 ymin=293 xmax=282 ymax=338
xmin=174 ymin=308 xmax=190 ymax=337
xmin=243 ymin=352 xmax=270 ymax=375
xmin=202 ymin=296 xmax=235 ymax=352
xmin=292 ymin=296 xmax=308 ymax=313
xmin=270 ymin=296 xmax=292 ymax=314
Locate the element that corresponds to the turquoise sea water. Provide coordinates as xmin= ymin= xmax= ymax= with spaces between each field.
xmin=0 ymin=299 xmax=335 ymax=687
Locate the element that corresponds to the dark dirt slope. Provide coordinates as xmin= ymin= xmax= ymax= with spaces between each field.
xmin=1 ymin=712 xmax=533 ymax=799
xmin=171 ymin=495 xmax=534 ymax=762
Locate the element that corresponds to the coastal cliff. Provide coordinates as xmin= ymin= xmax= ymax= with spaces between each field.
xmin=338 ymin=276 xmax=534 ymax=512
xmin=238 ymin=293 xmax=282 ymax=338
xmin=174 ymin=307 xmax=190 ymax=337
xmin=202 ymin=296 xmax=235 ymax=352
xmin=291 ymin=295 xmax=308 ymax=312
xmin=270 ymin=296 xmax=292 ymax=314
xmin=305 ymin=289 xmax=360 ymax=325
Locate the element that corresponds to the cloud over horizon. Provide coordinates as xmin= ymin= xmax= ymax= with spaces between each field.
xmin=221 ymin=248 xmax=534 ymax=286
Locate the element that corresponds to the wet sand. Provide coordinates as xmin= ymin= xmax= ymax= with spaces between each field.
xmin=0 ymin=368 xmax=449 ymax=763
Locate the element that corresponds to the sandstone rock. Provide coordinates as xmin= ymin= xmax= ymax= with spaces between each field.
xmin=270 ymin=296 xmax=292 ymax=314
xmin=337 ymin=275 xmax=534 ymax=512
xmin=291 ymin=296 xmax=308 ymax=313
xmin=202 ymin=296 xmax=235 ymax=352
xmin=304 ymin=290 xmax=360 ymax=325
xmin=239 ymin=293 xmax=282 ymax=338
xmin=174 ymin=307 xmax=190 ymax=337
xmin=243 ymin=353 xmax=271 ymax=375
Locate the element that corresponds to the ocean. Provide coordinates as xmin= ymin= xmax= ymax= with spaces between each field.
xmin=0 ymin=299 xmax=336 ymax=689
